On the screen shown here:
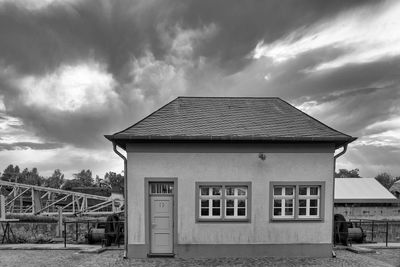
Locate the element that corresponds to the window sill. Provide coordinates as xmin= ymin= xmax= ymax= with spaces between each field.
xmin=196 ymin=218 xmax=250 ymax=223
xmin=270 ymin=218 xmax=323 ymax=222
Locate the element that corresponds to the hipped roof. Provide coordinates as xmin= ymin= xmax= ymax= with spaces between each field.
xmin=106 ymin=97 xmax=356 ymax=149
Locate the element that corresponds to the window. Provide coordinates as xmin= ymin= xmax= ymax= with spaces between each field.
xmin=270 ymin=182 xmax=324 ymax=221
xmin=196 ymin=182 xmax=251 ymax=222
xmin=150 ymin=182 xmax=174 ymax=195
xmin=298 ymin=186 xmax=320 ymax=218
xmin=199 ymin=186 xmax=222 ymax=218
xmin=273 ymin=186 xmax=295 ymax=218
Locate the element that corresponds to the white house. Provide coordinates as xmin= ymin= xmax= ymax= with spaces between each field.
xmin=105 ymin=97 xmax=356 ymax=258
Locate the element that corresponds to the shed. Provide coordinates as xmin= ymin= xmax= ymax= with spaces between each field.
xmin=334 ymin=178 xmax=400 ymax=219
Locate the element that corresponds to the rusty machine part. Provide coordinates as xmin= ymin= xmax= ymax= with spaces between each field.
xmin=87 ymin=222 xmax=106 ymax=244
xmin=87 ymin=214 xmax=123 ymax=246
xmin=347 ymin=227 xmax=365 ymax=243
xmin=334 ymin=214 xmax=365 ymax=245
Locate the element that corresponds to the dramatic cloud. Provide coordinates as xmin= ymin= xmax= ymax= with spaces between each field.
xmin=253 ymin=1 xmax=400 ymax=71
xmin=0 ymin=0 xmax=398 ymax=178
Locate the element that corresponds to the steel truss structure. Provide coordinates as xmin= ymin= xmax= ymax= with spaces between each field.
xmin=0 ymin=181 xmax=123 ymax=216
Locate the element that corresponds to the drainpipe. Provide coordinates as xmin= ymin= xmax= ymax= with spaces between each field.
xmin=332 ymin=144 xmax=348 ymax=252
xmin=333 ymin=144 xmax=347 ymax=166
xmin=112 ymin=142 xmax=128 ymax=259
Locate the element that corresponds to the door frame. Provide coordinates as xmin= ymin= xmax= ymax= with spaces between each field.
xmin=144 ymin=177 xmax=178 ymax=256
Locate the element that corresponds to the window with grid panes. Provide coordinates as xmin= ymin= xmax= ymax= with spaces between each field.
xmin=273 ymin=186 xmax=295 ymax=218
xmin=298 ymin=186 xmax=320 ymax=218
xmin=271 ymin=183 xmax=323 ymax=221
xmin=225 ymin=186 xmax=247 ymax=218
xmin=197 ymin=183 xmax=250 ymax=222
xmin=199 ymin=186 xmax=222 ymax=218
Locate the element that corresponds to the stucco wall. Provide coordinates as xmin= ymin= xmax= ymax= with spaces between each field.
xmin=126 ymin=143 xmax=334 ymax=246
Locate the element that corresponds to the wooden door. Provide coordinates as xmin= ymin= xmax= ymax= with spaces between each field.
xmin=150 ymin=195 xmax=173 ymax=254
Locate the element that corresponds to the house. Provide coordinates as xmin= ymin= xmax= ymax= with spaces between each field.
xmin=335 ymin=178 xmax=400 ymax=219
xmin=105 ymin=97 xmax=356 ymax=258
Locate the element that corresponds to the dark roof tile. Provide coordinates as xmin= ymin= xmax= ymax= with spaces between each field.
xmin=106 ymin=97 xmax=356 ymax=147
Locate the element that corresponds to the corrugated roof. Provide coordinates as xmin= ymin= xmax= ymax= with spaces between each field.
xmin=335 ymin=178 xmax=398 ymax=203
xmin=106 ymin=97 xmax=356 ymax=147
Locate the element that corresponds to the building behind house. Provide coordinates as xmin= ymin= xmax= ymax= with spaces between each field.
xmin=334 ymin=178 xmax=400 ymax=220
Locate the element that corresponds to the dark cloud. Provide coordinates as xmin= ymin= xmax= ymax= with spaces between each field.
xmin=0 ymin=0 xmax=373 ymax=77
xmin=0 ymin=141 xmax=64 ymax=151
xmin=175 ymin=0 xmax=374 ymax=73
xmin=6 ymin=100 xmax=126 ymax=149
xmin=0 ymin=0 xmax=397 ymax=178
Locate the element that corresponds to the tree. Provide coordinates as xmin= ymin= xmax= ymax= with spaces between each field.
xmin=104 ymin=171 xmax=124 ymax=193
xmin=73 ymin=169 xmax=94 ymax=187
xmin=46 ymin=169 xmax=65 ymax=189
xmin=1 ymin=164 xmax=21 ymax=182
xmin=375 ymin=172 xmax=395 ymax=189
xmin=335 ymin=168 xmax=361 ymax=178
xmin=61 ymin=179 xmax=84 ymax=190
xmin=20 ymin=167 xmax=44 ymax=186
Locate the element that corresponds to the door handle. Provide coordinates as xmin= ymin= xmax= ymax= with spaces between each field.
xmin=152 ymin=223 xmax=157 ymax=228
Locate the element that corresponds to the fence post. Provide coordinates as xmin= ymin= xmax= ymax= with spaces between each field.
xmin=64 ymin=221 xmax=66 ymax=248
xmin=371 ymin=221 xmax=374 ymax=242
xmin=385 ymin=221 xmax=389 ymax=247
xmin=57 ymin=207 xmax=63 ymax=238
xmin=75 ymin=221 xmax=78 ymax=242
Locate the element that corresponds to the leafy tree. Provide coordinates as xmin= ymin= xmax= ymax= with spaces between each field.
xmin=61 ymin=179 xmax=84 ymax=190
xmin=375 ymin=172 xmax=395 ymax=189
xmin=1 ymin=164 xmax=21 ymax=182
xmin=334 ymin=168 xmax=361 ymax=178
xmin=46 ymin=169 xmax=64 ymax=189
xmin=104 ymin=171 xmax=124 ymax=193
xmin=73 ymin=169 xmax=94 ymax=187
xmin=20 ymin=167 xmax=44 ymax=186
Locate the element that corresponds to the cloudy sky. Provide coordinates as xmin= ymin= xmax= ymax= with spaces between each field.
xmin=0 ymin=0 xmax=399 ymax=179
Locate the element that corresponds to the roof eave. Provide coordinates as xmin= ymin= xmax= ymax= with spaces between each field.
xmin=334 ymin=198 xmax=400 ymax=204
xmin=105 ymin=134 xmax=356 ymax=146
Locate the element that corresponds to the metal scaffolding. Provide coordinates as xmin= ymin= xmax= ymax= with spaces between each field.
xmin=0 ymin=181 xmax=123 ymax=216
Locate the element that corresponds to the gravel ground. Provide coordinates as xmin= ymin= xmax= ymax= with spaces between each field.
xmin=0 ymin=249 xmax=398 ymax=267
xmin=363 ymin=249 xmax=400 ymax=267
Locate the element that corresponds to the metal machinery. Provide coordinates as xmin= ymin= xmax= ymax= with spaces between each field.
xmin=334 ymin=214 xmax=366 ymax=245
xmin=0 ymin=181 xmax=123 ymax=216
xmin=87 ymin=214 xmax=124 ymax=246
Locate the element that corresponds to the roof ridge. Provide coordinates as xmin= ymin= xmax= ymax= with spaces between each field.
xmin=177 ymin=96 xmax=281 ymax=99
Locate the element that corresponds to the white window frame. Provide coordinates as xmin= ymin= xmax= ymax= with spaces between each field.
xmin=272 ymin=186 xmax=295 ymax=219
xmin=196 ymin=182 xmax=251 ymax=222
xmin=298 ymin=186 xmax=320 ymax=219
xmin=270 ymin=182 xmax=324 ymax=221
xmin=199 ymin=186 xmax=222 ymax=219
xmin=225 ymin=187 xmax=247 ymax=218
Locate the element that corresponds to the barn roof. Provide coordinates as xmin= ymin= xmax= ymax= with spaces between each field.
xmin=335 ymin=178 xmax=398 ymax=203
xmin=106 ymin=97 xmax=356 ymax=149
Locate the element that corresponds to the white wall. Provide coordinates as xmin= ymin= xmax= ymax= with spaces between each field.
xmin=126 ymin=143 xmax=334 ymax=245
